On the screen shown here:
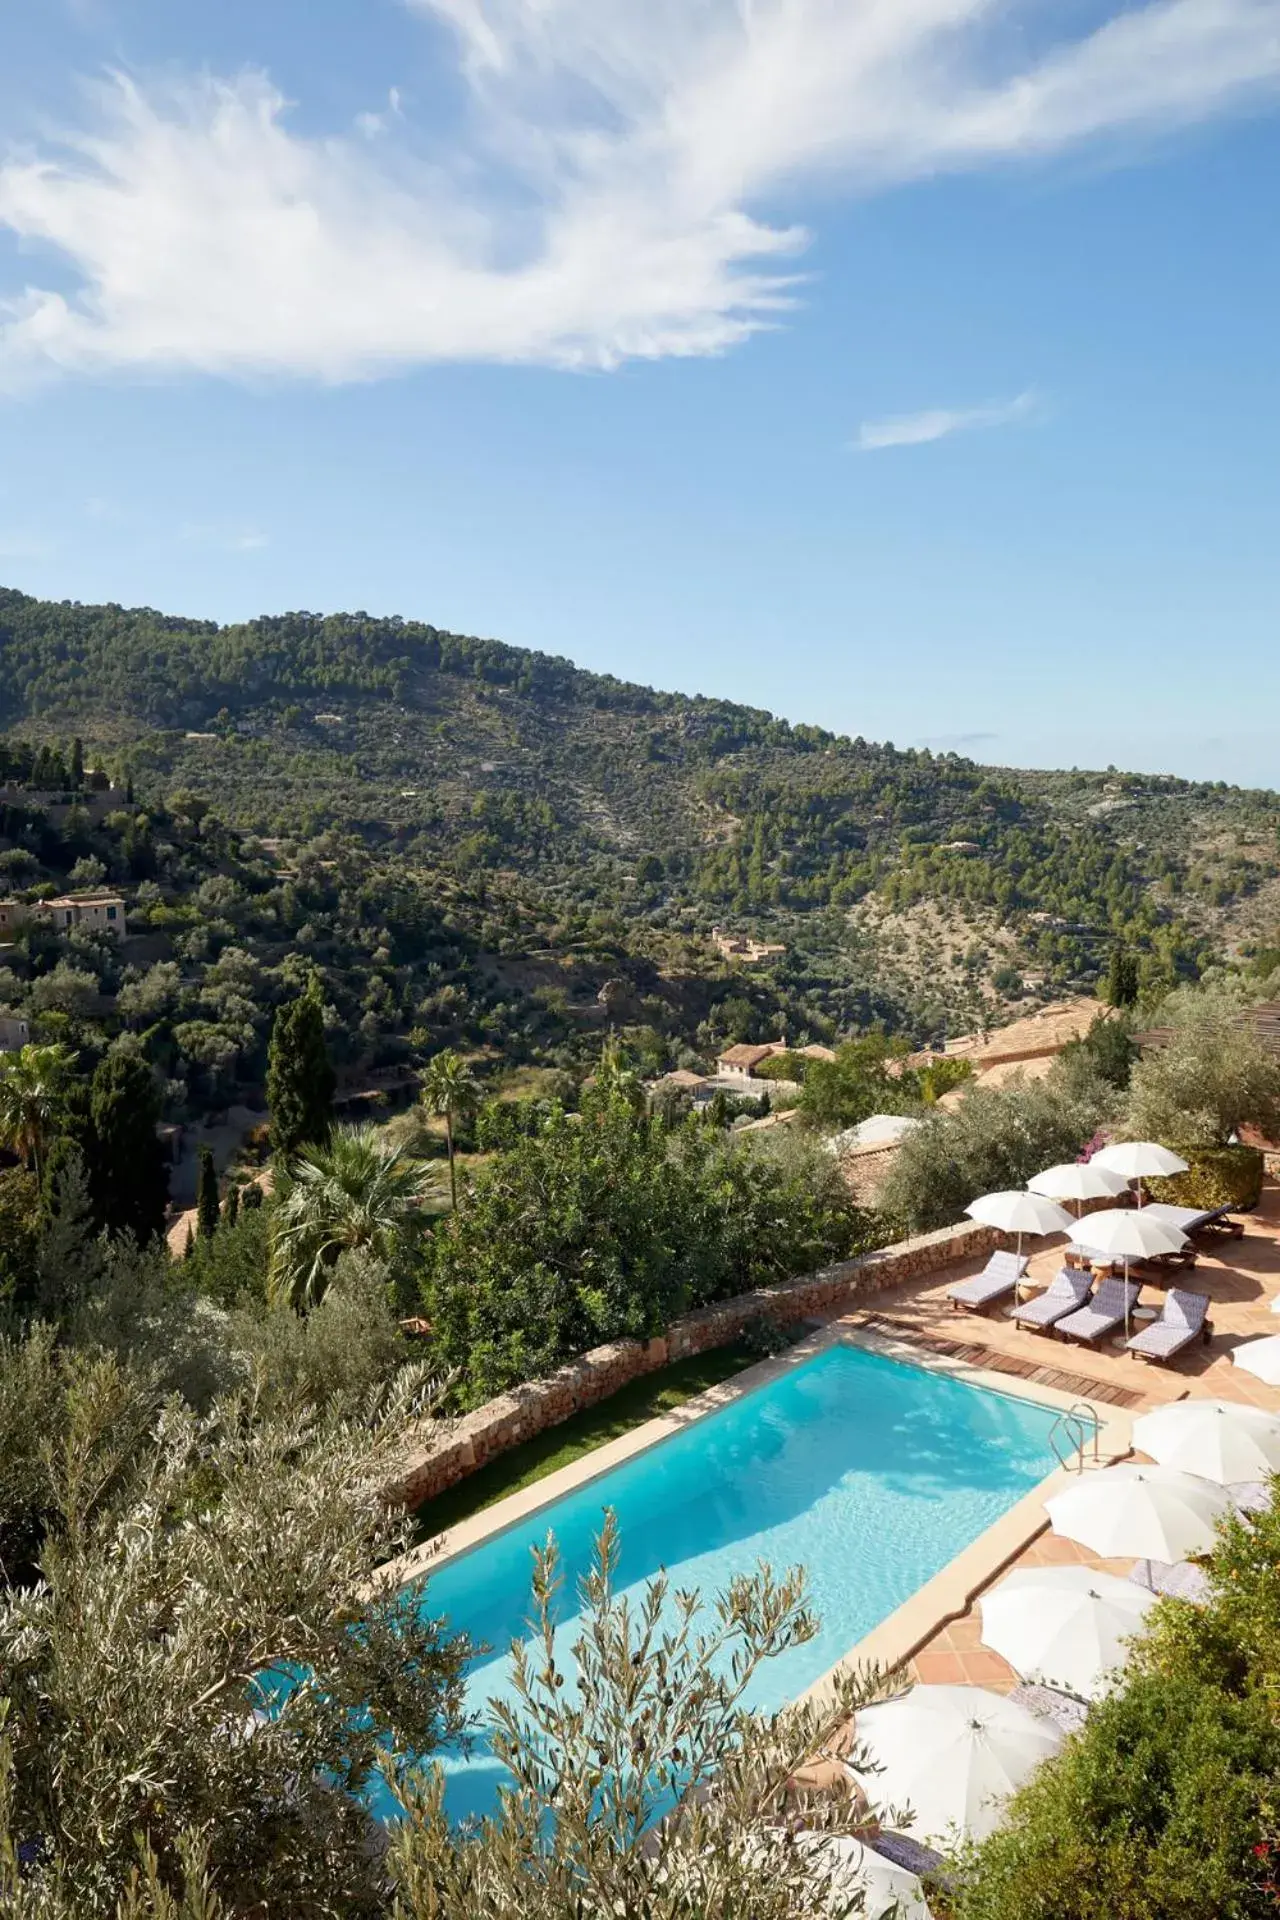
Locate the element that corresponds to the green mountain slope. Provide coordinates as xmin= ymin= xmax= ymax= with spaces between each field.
xmin=2 ymin=585 xmax=1277 ymax=1030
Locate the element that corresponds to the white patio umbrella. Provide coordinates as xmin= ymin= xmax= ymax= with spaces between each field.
xmin=852 ymin=1686 xmax=1062 ymax=1848
xmin=1231 ymin=1336 xmax=1280 ymax=1387
xmin=1089 ymin=1141 xmax=1189 ymax=1206
xmin=979 ymin=1566 xmax=1158 ymax=1701
xmin=796 ymin=1834 xmax=934 ymax=1920
xmin=1069 ymin=1208 xmax=1189 ymax=1337
xmin=1132 ymin=1400 xmax=1280 ymax=1485
xmin=1047 ymin=1464 xmax=1230 ymax=1562
xmin=964 ymin=1191 xmax=1074 ymax=1303
xmin=1028 ymin=1161 xmax=1128 ymax=1217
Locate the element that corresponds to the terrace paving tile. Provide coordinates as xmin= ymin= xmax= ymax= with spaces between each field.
xmin=911 ymin=1650 xmax=969 ymax=1685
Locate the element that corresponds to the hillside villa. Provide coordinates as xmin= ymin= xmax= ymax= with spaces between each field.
xmin=0 ymin=890 xmax=126 ymax=941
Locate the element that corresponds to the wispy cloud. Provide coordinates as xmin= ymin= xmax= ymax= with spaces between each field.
xmin=355 ymin=86 xmax=405 ymax=140
xmin=857 ymin=390 xmax=1039 ymax=452
xmin=1 ymin=1 xmax=1278 ymax=386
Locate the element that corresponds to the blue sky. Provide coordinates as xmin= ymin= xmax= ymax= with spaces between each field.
xmin=1 ymin=2 xmax=1279 ymax=786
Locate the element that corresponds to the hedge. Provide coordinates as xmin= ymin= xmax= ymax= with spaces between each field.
xmin=1145 ymin=1144 xmax=1264 ymax=1212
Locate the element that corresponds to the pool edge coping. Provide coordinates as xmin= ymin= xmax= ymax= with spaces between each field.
xmin=376 ymin=1318 xmax=1134 ymax=1618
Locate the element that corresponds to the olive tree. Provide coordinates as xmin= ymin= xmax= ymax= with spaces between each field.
xmin=0 ymin=1353 xmax=473 ymax=1918
xmin=387 ymin=1515 xmax=898 ymax=1920
xmin=1126 ymin=987 xmax=1280 ymax=1149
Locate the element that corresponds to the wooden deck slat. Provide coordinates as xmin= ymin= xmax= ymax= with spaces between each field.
xmin=860 ymin=1315 xmax=1144 ymax=1409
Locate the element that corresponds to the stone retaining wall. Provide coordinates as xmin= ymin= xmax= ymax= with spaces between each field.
xmin=393 ymin=1218 xmax=1002 ymax=1509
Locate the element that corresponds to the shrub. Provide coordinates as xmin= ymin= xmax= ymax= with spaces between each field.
xmin=952 ymin=1671 xmax=1277 ymax=1920
xmin=755 ymin=1050 xmax=808 ymax=1083
xmin=1146 ymin=1145 xmax=1265 ymax=1212
xmin=1058 ymin=1011 xmax=1137 ymax=1093
xmin=953 ymin=1486 xmax=1280 ymax=1920
xmin=424 ymin=1068 xmax=864 ymax=1405
xmin=186 ymin=1202 xmax=273 ymax=1309
xmin=799 ymin=1036 xmax=909 ymax=1132
xmin=876 ymin=1070 xmax=1111 ymax=1234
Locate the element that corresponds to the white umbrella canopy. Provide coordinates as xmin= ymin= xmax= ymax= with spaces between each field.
xmin=964 ymin=1190 xmax=1075 ymax=1250
xmin=852 ymin=1686 xmax=1062 ymax=1848
xmin=1089 ymin=1141 xmax=1189 ymax=1204
xmin=797 ymin=1834 xmax=934 ymax=1920
xmin=1047 ymin=1464 xmax=1230 ymax=1562
xmin=1068 ymin=1209 xmax=1189 ymax=1337
xmin=1231 ymin=1336 xmax=1280 ymax=1387
xmin=1132 ymin=1400 xmax=1280 ymax=1485
xmin=1028 ymin=1162 xmax=1129 ymax=1208
xmin=1070 ymin=1210 xmax=1188 ymax=1263
xmin=979 ymin=1566 xmax=1158 ymax=1702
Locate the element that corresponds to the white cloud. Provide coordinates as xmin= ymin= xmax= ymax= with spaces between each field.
xmin=355 ymin=86 xmax=406 ymax=139
xmin=0 ymin=0 xmax=1278 ymax=386
xmin=857 ymin=389 xmax=1039 ymax=450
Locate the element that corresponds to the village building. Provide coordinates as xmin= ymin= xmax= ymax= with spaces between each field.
xmin=0 ymin=1014 xmax=29 ymax=1053
xmin=42 ymin=892 xmax=126 ymax=938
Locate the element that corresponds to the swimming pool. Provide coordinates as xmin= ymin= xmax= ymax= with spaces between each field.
xmin=403 ymin=1342 xmax=1062 ymax=1824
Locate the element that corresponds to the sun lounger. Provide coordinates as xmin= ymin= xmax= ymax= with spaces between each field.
xmin=1009 ymin=1683 xmax=1089 ymax=1736
xmin=1067 ymin=1244 xmax=1121 ymax=1275
xmin=947 ymin=1249 xmax=1029 ymax=1313
xmin=1054 ymin=1278 xmax=1141 ymax=1348
xmin=1229 ymin=1480 xmax=1270 ymax=1516
xmin=1013 ymin=1267 xmax=1094 ymax=1333
xmin=1124 ymin=1287 xmax=1212 ymax=1365
xmin=1141 ymin=1202 xmax=1244 ymax=1241
xmin=1130 ymin=1558 xmax=1211 ymax=1605
xmin=870 ymin=1831 xmax=947 ymax=1879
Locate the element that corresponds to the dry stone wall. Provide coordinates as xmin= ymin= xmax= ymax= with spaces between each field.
xmin=394 ymin=1219 xmax=1003 ymax=1509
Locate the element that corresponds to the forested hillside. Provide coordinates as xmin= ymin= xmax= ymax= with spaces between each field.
xmin=2 ymin=585 xmax=1278 ymax=1043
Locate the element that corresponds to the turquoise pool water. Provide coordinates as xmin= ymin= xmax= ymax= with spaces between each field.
xmin=403 ymin=1343 xmax=1061 ymax=1824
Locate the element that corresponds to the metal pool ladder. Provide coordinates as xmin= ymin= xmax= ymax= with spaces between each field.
xmin=1048 ymin=1402 xmax=1101 ymax=1474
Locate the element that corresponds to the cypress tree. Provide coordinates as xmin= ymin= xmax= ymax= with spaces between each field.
xmin=196 ymin=1145 xmax=220 ymax=1241
xmin=70 ymin=737 xmax=85 ymax=790
xmin=87 ymin=1053 xmax=169 ymax=1244
xmin=266 ymin=980 xmax=335 ymax=1161
xmin=223 ymin=1182 xmax=240 ymax=1229
xmin=241 ymin=1184 xmax=263 ymax=1212
xmin=1106 ymin=947 xmax=1140 ymax=1010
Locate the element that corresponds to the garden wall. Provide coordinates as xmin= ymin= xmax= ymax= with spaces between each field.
xmin=393 ymin=1218 xmax=1003 ymax=1509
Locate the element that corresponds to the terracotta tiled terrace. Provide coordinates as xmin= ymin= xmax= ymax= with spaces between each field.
xmin=840 ymin=1177 xmax=1280 ymax=1696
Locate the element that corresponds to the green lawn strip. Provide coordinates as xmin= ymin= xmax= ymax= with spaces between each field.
xmin=413 ymin=1342 xmax=759 ymax=1542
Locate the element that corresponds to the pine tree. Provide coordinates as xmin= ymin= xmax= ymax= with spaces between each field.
xmin=70 ymin=737 xmax=85 ymax=790
xmin=195 ymin=1145 xmax=219 ymax=1241
xmin=87 ymin=1052 xmax=169 ymax=1244
xmin=266 ymin=981 xmax=335 ymax=1161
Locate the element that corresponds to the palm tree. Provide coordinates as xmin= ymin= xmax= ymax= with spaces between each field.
xmin=268 ymin=1123 xmax=429 ymax=1312
xmin=0 ymin=1042 xmax=74 ymax=1177
xmin=419 ymin=1049 xmax=480 ymax=1211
